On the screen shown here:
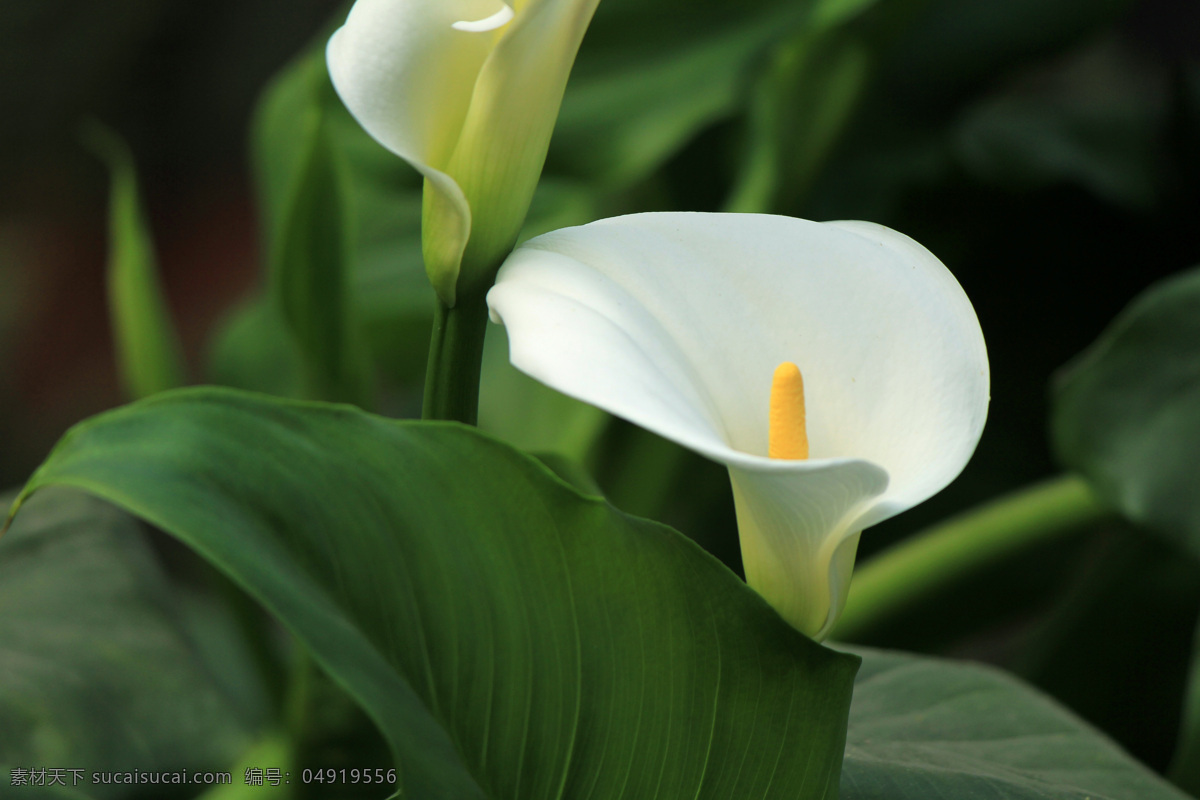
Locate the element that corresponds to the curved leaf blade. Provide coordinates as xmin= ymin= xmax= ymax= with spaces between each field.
xmin=1051 ymin=265 xmax=1200 ymax=555
xmin=10 ymin=388 xmax=859 ymax=799
xmin=842 ymin=648 xmax=1192 ymax=799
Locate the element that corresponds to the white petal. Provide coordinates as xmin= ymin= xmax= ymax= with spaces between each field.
xmin=446 ymin=0 xmax=601 ymax=291
xmin=452 ymin=4 xmax=514 ymax=31
xmin=489 ymin=212 xmax=988 ymax=516
xmin=327 ymin=0 xmax=517 ymax=304
xmin=327 ymin=0 xmax=508 ymax=169
xmin=823 ymin=219 xmax=990 ymax=528
xmin=730 ymin=461 xmax=887 ymax=638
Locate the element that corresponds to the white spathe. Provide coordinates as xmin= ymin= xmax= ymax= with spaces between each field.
xmin=487 ymin=213 xmax=989 ymax=639
xmin=327 ymin=0 xmax=599 ymax=305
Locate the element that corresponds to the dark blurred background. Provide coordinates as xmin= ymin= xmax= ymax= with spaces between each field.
xmin=0 ymin=0 xmax=342 ymax=487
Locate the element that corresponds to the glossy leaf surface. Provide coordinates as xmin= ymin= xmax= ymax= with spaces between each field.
xmin=11 ymin=388 xmax=859 ymax=800
xmin=841 ymin=648 xmax=1192 ymax=800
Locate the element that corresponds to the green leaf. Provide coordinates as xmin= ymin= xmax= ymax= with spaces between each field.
xmin=82 ymin=122 xmax=186 ymax=400
xmin=841 ymin=647 xmax=1193 ymax=799
xmin=1052 ymin=268 xmax=1200 ymax=786
xmin=263 ymin=60 xmax=371 ymax=406
xmin=11 ymin=388 xmax=860 ymax=800
xmin=0 ymin=487 xmax=254 ymax=798
xmin=1051 ymin=265 xmax=1200 ymax=556
xmin=253 ymin=46 xmax=432 ymax=348
xmin=247 ymin=47 xmax=433 ymax=392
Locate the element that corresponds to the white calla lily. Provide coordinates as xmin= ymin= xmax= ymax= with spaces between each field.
xmin=486 ymin=212 xmax=989 ymax=640
xmin=327 ymin=0 xmax=599 ymax=305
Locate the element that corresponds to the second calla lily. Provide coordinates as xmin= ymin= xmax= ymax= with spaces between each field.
xmin=327 ymin=0 xmax=599 ymax=305
xmin=487 ymin=213 xmax=989 ymax=640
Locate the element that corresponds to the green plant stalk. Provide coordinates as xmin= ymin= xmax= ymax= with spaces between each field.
xmin=422 ymin=289 xmax=490 ymax=425
xmin=833 ymin=474 xmax=1114 ymax=640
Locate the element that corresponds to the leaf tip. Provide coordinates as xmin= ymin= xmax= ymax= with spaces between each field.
xmin=1 ymin=492 xmax=28 ymax=538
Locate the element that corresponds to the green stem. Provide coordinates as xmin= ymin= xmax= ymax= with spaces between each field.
xmin=422 ymin=290 xmax=489 ymax=425
xmin=833 ymin=474 xmax=1114 ymax=640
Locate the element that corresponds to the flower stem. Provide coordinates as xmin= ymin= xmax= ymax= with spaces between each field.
xmin=422 ymin=290 xmax=490 ymax=425
xmin=833 ymin=474 xmax=1114 ymax=640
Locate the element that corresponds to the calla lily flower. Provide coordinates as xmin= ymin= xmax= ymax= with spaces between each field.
xmin=486 ymin=213 xmax=989 ymax=639
xmin=327 ymin=0 xmax=599 ymax=305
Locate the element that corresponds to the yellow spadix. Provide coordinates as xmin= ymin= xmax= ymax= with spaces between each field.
xmin=769 ymin=362 xmax=809 ymax=460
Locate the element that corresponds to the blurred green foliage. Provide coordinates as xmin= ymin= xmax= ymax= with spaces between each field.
xmin=1053 ymin=266 xmax=1200 ymax=558
xmin=0 ymin=488 xmax=258 ymax=797
xmin=84 ymin=122 xmax=187 ymax=400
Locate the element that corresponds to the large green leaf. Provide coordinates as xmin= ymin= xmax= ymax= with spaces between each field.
xmin=9 ymin=388 xmax=859 ymax=799
xmin=0 ymin=777 xmax=90 ymax=800
xmin=810 ymin=0 xmax=881 ymax=30
xmin=841 ymin=648 xmax=1193 ymax=799
xmin=1051 ymin=265 xmax=1200 ymax=556
xmin=0 ymin=487 xmax=256 ymax=798
xmin=1051 ymin=269 xmax=1200 ymax=788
